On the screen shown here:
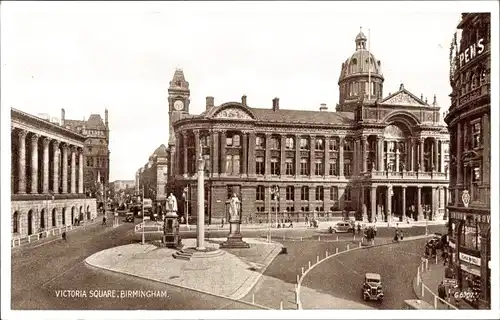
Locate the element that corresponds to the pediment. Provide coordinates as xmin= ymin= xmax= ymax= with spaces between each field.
xmin=213 ymin=107 xmax=254 ymax=120
xmin=380 ymin=90 xmax=426 ymax=106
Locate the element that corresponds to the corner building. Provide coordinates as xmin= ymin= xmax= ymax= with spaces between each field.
xmin=11 ymin=108 xmax=98 ymax=240
xmin=445 ymin=13 xmax=491 ymax=309
xmin=167 ymin=30 xmax=449 ymax=225
xmin=136 ymin=144 xmax=169 ymax=213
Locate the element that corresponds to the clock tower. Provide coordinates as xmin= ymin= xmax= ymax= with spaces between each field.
xmin=168 ymin=68 xmax=190 ymax=146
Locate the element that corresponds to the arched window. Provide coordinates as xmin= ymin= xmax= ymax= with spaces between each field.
xmin=52 ymin=209 xmax=57 ymax=227
xmin=40 ymin=209 xmax=45 ymax=229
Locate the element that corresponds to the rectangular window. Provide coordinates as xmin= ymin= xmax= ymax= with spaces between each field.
xmin=329 ymin=139 xmax=338 ymax=151
xmin=301 ymin=206 xmax=310 ymax=212
xmin=315 ymin=186 xmax=324 ymax=201
xmin=285 ymin=137 xmax=294 ymax=149
xmin=300 ymin=138 xmax=309 ymax=150
xmin=314 ymin=160 xmax=323 ymax=176
xmin=329 ymin=160 xmax=338 ymax=176
xmin=301 ymin=186 xmax=309 ymax=201
xmin=232 ymin=155 xmax=240 ymax=175
xmin=200 ymin=136 xmax=209 ymax=147
xmin=471 ymin=120 xmax=481 ymax=149
xmin=330 ymin=186 xmax=338 ymax=201
xmin=286 ymin=186 xmax=294 ymax=201
xmin=315 ymin=138 xmax=324 ymax=151
xmin=344 ymin=140 xmax=353 ymax=151
xmin=270 ymin=137 xmax=280 ymax=150
xmin=256 ymin=136 xmax=264 ymax=148
xmin=270 ymin=158 xmax=280 ymax=175
xmin=256 ymin=157 xmax=265 ymax=175
xmin=203 ymin=155 xmax=211 ymax=174
xmin=344 ymin=159 xmax=352 ymax=176
xmin=226 ymin=137 xmax=233 ymax=147
xmin=285 ymin=158 xmax=294 ymax=175
xmin=256 ymin=185 xmax=265 ymax=201
xmin=226 ymin=155 xmax=233 ymax=174
xmin=300 ymin=158 xmax=309 ymax=175
xmin=286 ymin=206 xmax=295 ymax=213
xmin=233 ymin=135 xmax=240 ymax=147
xmin=344 ymin=188 xmax=352 ymax=201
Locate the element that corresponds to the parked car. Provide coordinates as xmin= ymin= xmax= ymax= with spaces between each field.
xmin=361 ymin=273 xmax=384 ymax=302
xmin=329 ymin=221 xmax=354 ymax=233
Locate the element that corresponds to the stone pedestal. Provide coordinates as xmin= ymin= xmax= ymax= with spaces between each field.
xmin=162 ymin=210 xmax=182 ymax=249
xmin=220 ymin=216 xmax=250 ymax=249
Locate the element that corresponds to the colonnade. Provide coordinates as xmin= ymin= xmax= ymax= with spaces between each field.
xmin=12 ymin=129 xmax=84 ymax=195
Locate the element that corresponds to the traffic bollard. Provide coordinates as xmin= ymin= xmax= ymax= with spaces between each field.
xmin=308 ymin=261 xmax=311 ymax=269
xmin=336 ymin=236 xmax=339 ymax=241
xmin=318 ymin=236 xmax=321 ymax=241
xmin=421 ymin=283 xmax=425 ymax=297
xmin=347 ymin=244 xmax=350 ymax=250
xmin=336 ymin=247 xmax=339 ymax=254
xmin=435 ymin=255 xmax=438 ymax=265
xmin=326 ymin=250 xmax=329 ymax=257
xmin=252 ymin=294 xmax=255 ymax=304
xmin=317 ymin=255 xmax=319 ymax=263
xmin=301 ymin=267 xmax=304 ymax=274
xmin=280 ymin=301 xmax=283 ymax=310
xmin=296 ymin=274 xmax=300 ymax=283
xmin=359 ymin=242 xmax=361 ymax=248
xmin=301 ymin=236 xmax=303 ymax=241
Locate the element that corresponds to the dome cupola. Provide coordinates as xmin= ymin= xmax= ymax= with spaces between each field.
xmin=337 ymin=27 xmax=385 ymax=109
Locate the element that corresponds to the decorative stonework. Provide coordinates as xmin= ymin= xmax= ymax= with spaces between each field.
xmin=383 ymin=92 xmax=423 ymax=106
xmin=214 ymin=108 xmax=253 ymax=120
xmin=383 ymin=125 xmax=405 ymax=139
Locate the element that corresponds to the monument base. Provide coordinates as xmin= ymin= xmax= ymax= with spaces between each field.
xmin=219 ymin=219 xmax=250 ymax=249
xmin=172 ymin=247 xmax=225 ymax=261
xmin=161 ymin=234 xmax=182 ymax=249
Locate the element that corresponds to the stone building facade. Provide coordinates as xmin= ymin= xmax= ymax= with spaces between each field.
xmin=445 ymin=13 xmax=491 ymax=309
xmin=11 ymin=108 xmax=97 ymax=238
xmin=136 ymin=144 xmax=169 ymax=213
xmin=167 ymin=30 xmax=450 ymax=224
xmin=62 ymin=108 xmax=110 ymax=206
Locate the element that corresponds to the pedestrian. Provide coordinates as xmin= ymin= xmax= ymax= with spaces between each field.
xmin=431 ymin=245 xmax=437 ymax=258
xmin=373 ymin=225 xmax=377 ymax=237
xmin=352 ymin=225 xmax=356 ymax=237
xmin=61 ymin=231 xmax=67 ymax=241
xmin=221 ymin=218 xmax=225 ymax=228
xmin=357 ymin=224 xmax=361 ymax=235
xmin=438 ymin=281 xmax=447 ymax=303
xmin=400 ymin=230 xmax=404 ymax=241
xmin=102 ymin=215 xmax=107 ymax=226
xmin=394 ymin=229 xmax=399 ymax=242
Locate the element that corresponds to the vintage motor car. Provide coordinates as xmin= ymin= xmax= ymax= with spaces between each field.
xmin=361 ymin=273 xmax=384 ymax=301
xmin=125 ymin=212 xmax=134 ymax=223
xmin=329 ymin=221 xmax=354 ymax=233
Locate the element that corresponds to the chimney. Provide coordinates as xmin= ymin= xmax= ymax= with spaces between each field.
xmin=241 ymin=95 xmax=247 ymax=106
xmin=206 ymin=96 xmax=214 ymax=110
xmin=319 ymin=103 xmax=328 ymax=111
xmin=61 ymin=108 xmax=65 ymax=126
xmin=105 ymin=108 xmax=108 ymax=126
xmin=272 ymin=97 xmax=279 ymax=111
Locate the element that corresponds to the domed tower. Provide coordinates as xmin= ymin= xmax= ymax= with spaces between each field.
xmin=337 ymin=28 xmax=384 ymax=112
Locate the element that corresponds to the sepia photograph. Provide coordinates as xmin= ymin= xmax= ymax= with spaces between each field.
xmin=1 ymin=1 xmax=498 ymax=319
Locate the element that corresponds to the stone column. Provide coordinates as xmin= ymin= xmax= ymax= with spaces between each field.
xmin=42 ymin=137 xmax=50 ymax=193
xmin=78 ymin=149 xmax=84 ymax=194
xmin=433 ymin=138 xmax=439 ymax=171
xmin=182 ymin=132 xmax=188 ymax=177
xmin=370 ymin=186 xmax=377 ymax=222
xmin=61 ymin=144 xmax=68 ymax=193
xmin=386 ymin=186 xmax=392 ymax=222
xmin=70 ymin=146 xmax=76 ymax=194
xmin=339 ymin=136 xmax=345 ymax=176
xmin=361 ymin=136 xmax=367 ymax=173
xmin=248 ymin=131 xmax=255 ymax=176
xmin=324 ymin=137 xmax=329 ymax=176
xmin=220 ymin=130 xmax=227 ymax=176
xmin=193 ymin=129 xmax=200 ymax=158
xmin=280 ymin=135 xmax=286 ymax=176
xmin=431 ymin=187 xmax=437 ymax=220
xmin=361 ymin=187 xmax=367 ymax=221
xmin=52 ymin=141 xmax=60 ymax=194
xmin=395 ymin=149 xmax=400 ymax=172
xmin=309 ymin=135 xmax=315 ymax=177
xmin=417 ymin=186 xmax=423 ymax=221
xmin=242 ymin=131 xmax=248 ymax=176
xmin=196 ymin=154 xmax=205 ymax=250
xmin=482 ymin=114 xmax=490 ymax=185
xmin=264 ymin=133 xmax=271 ymax=176
xmin=295 ymin=135 xmax=300 ymax=177
xmin=174 ymin=133 xmax=181 ymax=175
xmin=437 ymin=186 xmax=444 ymax=220
xmin=419 ymin=138 xmax=424 ymax=171
xmin=377 ymin=137 xmax=384 ymax=171
xmin=338 ymin=187 xmax=345 ymax=210
xmin=402 ymin=186 xmax=407 ymax=218
xmin=353 ymin=139 xmax=359 ymax=175
xmin=407 ymin=138 xmax=413 ymax=171
xmin=212 ymin=130 xmax=219 ymax=176
xmin=30 ymin=134 xmax=39 ymax=194
xmin=17 ymin=130 xmax=27 ymax=194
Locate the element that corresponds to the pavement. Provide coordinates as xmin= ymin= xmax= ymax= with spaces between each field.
xmin=85 ymin=237 xmax=282 ymax=303
xmin=412 ymin=257 xmax=475 ymax=310
xmin=299 ymin=236 xmax=434 ymax=309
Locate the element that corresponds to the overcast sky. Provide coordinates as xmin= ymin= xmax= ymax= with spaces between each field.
xmin=2 ymin=1 xmax=497 ymax=181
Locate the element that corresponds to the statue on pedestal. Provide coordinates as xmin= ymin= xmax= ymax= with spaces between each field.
xmin=229 ymin=193 xmax=241 ymax=221
xmin=163 ymin=192 xmax=181 ymax=248
xmin=167 ymin=193 xmax=178 ymax=213
xmin=220 ymin=192 xmax=249 ymax=249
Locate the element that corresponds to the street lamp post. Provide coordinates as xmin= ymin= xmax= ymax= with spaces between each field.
xmin=184 ymin=186 xmax=190 ymax=230
xmin=141 ymin=186 xmax=145 ymax=245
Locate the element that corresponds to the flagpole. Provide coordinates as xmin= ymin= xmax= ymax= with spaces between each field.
xmin=368 ymin=28 xmax=371 ymax=101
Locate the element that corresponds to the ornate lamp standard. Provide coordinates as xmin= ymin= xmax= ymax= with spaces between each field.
xmin=271 ymin=185 xmax=279 ymax=228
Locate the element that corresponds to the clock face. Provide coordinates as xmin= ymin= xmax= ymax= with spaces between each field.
xmin=173 ymin=100 xmax=184 ymax=111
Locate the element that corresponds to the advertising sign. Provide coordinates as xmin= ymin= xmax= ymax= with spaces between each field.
xmin=459 ymin=252 xmax=481 ymax=266
xmin=459 ymin=38 xmax=485 ymax=68
xmin=443 ymin=278 xmax=458 ymax=286
xmin=461 ymin=190 xmax=470 ymax=208
xmin=460 ymin=263 xmax=481 ymax=277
